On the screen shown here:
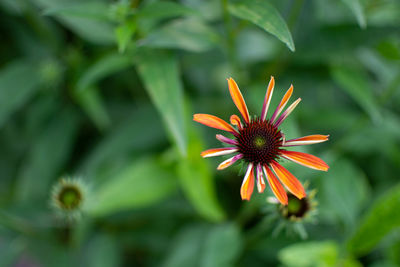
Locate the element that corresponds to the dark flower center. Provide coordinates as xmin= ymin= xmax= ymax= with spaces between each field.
xmin=281 ymin=194 xmax=310 ymax=219
xmin=236 ymin=118 xmax=282 ymax=165
xmin=58 ymin=186 xmax=82 ymax=210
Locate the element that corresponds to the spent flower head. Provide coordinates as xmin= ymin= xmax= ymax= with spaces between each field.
xmin=266 ymin=186 xmax=318 ymax=239
xmin=50 ymin=176 xmax=89 ymax=222
xmin=193 ymin=77 xmax=329 ymax=203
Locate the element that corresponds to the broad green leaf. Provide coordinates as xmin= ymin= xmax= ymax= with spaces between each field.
xmin=79 ymin=105 xmax=165 ymax=179
xmin=388 ymin=240 xmax=400 ymax=266
xmin=0 ymin=235 xmax=25 ymax=266
xmin=139 ymin=18 xmax=219 ymax=52
xmin=279 ymin=241 xmax=338 ymax=267
xmin=84 ymin=234 xmax=121 ymax=267
xmin=163 ymin=224 xmax=242 ymax=267
xmin=16 ymin=108 xmax=80 ymax=203
xmin=56 ymin=16 xmax=115 ymax=45
xmin=336 ymin=113 xmax=400 ymax=159
xmin=0 ymin=0 xmax=23 ymax=14
xmin=341 ymin=0 xmax=367 ymax=29
xmin=137 ymin=1 xmax=196 ymax=20
xmin=377 ymin=39 xmax=400 ymax=61
xmin=23 ymin=234 xmax=74 ymax=267
xmin=320 ymin=159 xmax=370 ymax=230
xmin=135 ymin=50 xmax=187 ymax=156
xmin=347 ymin=184 xmax=400 ymax=256
xmin=177 ymin=123 xmax=225 ymax=222
xmin=357 ymin=48 xmax=395 ymax=86
xmin=42 ymin=1 xmax=110 ymax=20
xmin=75 ymin=54 xmax=131 ymax=130
xmin=77 ymin=53 xmax=132 ymax=91
xmin=88 ymin=157 xmax=178 ymax=216
xmin=229 ymin=0 xmax=295 ymax=51
xmin=0 ymin=60 xmax=42 ymax=127
xmin=34 ymin=0 xmax=114 ymax=44
xmin=179 ymin=0 xmax=221 ymax=21
xmin=330 ymin=65 xmax=380 ymax=122
xmin=73 ymin=86 xmax=110 ymax=130
xmin=163 ymin=225 xmax=207 ymax=267
xmin=201 ymin=223 xmax=242 ymax=267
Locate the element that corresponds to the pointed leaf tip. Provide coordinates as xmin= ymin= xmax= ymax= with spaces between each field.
xmin=228 ymin=0 xmax=295 ymax=51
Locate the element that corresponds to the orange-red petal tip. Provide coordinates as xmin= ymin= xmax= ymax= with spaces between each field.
xmin=193 ymin=113 xmax=236 ymax=133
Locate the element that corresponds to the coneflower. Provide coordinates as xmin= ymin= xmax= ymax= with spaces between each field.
xmin=193 ymin=77 xmax=329 ymax=204
xmin=50 ymin=177 xmax=88 ymax=221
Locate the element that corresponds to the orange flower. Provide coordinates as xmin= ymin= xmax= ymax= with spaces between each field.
xmin=193 ymin=77 xmax=329 ymax=205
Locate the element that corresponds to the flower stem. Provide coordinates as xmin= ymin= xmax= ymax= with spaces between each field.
xmin=221 ymin=0 xmax=239 ymax=73
xmin=264 ymin=0 xmax=304 ymax=76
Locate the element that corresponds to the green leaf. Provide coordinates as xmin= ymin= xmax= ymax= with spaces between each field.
xmin=137 ymin=1 xmax=197 ymax=20
xmin=77 ymin=53 xmax=132 ymax=91
xmin=84 ymin=234 xmax=121 ymax=267
xmin=320 ymin=159 xmax=370 ymax=230
xmin=34 ymin=0 xmax=114 ymax=44
xmin=163 ymin=225 xmax=208 ymax=267
xmin=73 ymin=86 xmax=110 ymax=130
xmin=201 ymin=224 xmax=242 ymax=267
xmin=0 ymin=0 xmax=23 ymax=15
xmin=88 ymin=157 xmax=178 ymax=216
xmin=163 ymin=223 xmax=242 ymax=267
xmin=347 ymin=184 xmax=400 ymax=256
xmin=279 ymin=241 xmax=339 ymax=267
xmin=79 ymin=105 xmax=165 ymax=179
xmin=341 ymin=0 xmax=367 ymax=29
xmin=0 ymin=234 xmax=25 ymax=266
xmin=136 ymin=1 xmax=198 ymax=33
xmin=0 ymin=60 xmax=42 ymax=127
xmin=139 ymin=18 xmax=219 ymax=53
xmin=115 ymin=20 xmax=136 ymax=53
xmin=177 ymin=123 xmax=225 ymax=222
xmin=135 ymin=50 xmax=187 ymax=156
xmin=330 ymin=65 xmax=380 ymax=122
xmin=229 ymin=0 xmax=295 ymax=51
xmin=58 ymin=17 xmax=115 ymax=45
xmin=42 ymin=1 xmax=110 ymax=21
xmin=377 ymin=39 xmax=400 ymax=61
xmin=16 ymin=108 xmax=80 ymax=203
xmin=75 ymin=55 xmax=129 ymax=129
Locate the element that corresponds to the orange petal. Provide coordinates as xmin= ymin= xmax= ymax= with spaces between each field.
xmin=240 ymin=163 xmax=255 ymax=201
xmin=230 ymin=114 xmax=242 ymax=129
xmin=263 ymin=165 xmax=288 ymax=205
xmin=193 ymin=114 xmax=237 ymax=134
xmin=201 ymin=147 xmax=237 ymax=158
xmin=227 ymin=78 xmax=250 ymax=123
xmin=270 ymin=84 xmax=293 ymax=122
xmin=217 ymin=154 xmax=243 ymax=170
xmin=256 ymin=164 xmax=266 ymax=193
xmin=261 ymin=76 xmax=275 ymax=121
xmin=270 ymin=160 xmax=306 ymax=199
xmin=283 ymin=135 xmax=329 ymax=147
xmin=280 ymin=150 xmax=329 ymax=171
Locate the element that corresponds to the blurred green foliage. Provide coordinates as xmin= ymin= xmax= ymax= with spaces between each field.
xmin=0 ymin=0 xmax=400 ymax=266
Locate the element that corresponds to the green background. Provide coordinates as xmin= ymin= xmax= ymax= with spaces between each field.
xmin=0 ymin=0 xmax=400 ymax=266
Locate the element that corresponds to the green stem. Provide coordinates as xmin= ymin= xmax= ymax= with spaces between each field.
xmin=244 ymin=215 xmax=277 ymax=247
xmin=264 ymin=0 xmax=304 ymax=76
xmin=379 ymin=71 xmax=400 ymax=104
xmin=287 ymin=0 xmax=305 ymax=30
xmin=221 ymin=0 xmax=239 ymax=73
